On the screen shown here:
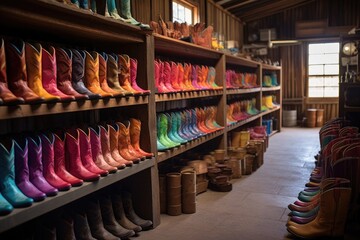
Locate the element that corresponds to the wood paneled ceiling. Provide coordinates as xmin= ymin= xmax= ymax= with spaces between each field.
xmin=214 ymin=0 xmax=315 ymax=22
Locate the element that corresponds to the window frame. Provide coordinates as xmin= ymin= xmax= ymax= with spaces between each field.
xmin=172 ymin=0 xmax=199 ymax=25
xmin=306 ymin=40 xmax=340 ymax=99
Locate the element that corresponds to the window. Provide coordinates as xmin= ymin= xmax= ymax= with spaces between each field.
xmin=172 ymin=0 xmax=197 ymax=24
xmin=308 ymin=42 xmax=339 ymax=97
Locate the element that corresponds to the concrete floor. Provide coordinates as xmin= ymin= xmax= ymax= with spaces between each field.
xmin=141 ymin=127 xmax=321 ymax=240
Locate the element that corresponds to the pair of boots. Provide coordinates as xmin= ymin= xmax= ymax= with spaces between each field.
xmin=35 ymin=191 xmax=152 ymax=239
xmin=105 ymin=0 xmax=150 ymax=29
xmin=154 ymin=59 xmax=221 ymax=93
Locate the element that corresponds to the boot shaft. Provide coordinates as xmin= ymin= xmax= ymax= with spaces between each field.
xmin=0 ymin=39 xmax=7 ymax=83
xmin=107 ymin=54 xmax=120 ymax=87
xmin=14 ymin=139 xmax=30 ymax=183
xmin=5 ymin=40 xmax=28 ymax=86
xmin=41 ymin=46 xmax=58 ymax=87
xmin=0 ymin=140 xmax=16 ymax=183
xmin=84 ymin=51 xmax=100 ymax=87
xmin=130 ymin=57 xmax=137 ymax=85
xmin=56 ymin=48 xmax=72 ymax=83
xmin=71 ymin=49 xmax=86 ymax=83
xmin=118 ymin=54 xmax=131 ymax=85
xmin=25 ymin=42 xmax=43 ymax=89
xmin=99 ymin=52 xmax=108 ymax=84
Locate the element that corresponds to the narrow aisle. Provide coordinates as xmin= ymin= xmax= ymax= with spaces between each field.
xmin=141 ymin=128 xmax=320 ymax=240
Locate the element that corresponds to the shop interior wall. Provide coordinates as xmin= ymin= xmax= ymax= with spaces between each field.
xmin=245 ymin=0 xmax=360 ymax=123
xmin=130 ymin=0 xmax=242 ymax=49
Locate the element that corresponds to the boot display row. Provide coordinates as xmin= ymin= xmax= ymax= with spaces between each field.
xmin=227 ymin=98 xmax=260 ymax=125
xmin=157 ymin=106 xmax=224 ymax=151
xmin=0 ymin=38 xmax=150 ymax=105
xmin=263 ymin=72 xmax=279 ymax=87
xmin=226 ymin=70 xmax=258 ymax=89
xmin=286 ymin=118 xmax=359 ymax=239
xmin=0 ymin=119 xmax=153 ymax=215
xmin=154 ymin=59 xmax=222 ymax=93
xmin=31 ymin=191 xmax=152 ymax=240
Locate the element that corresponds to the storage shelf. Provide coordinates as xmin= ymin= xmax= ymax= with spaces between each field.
xmin=226 ymin=88 xmax=261 ymax=95
xmin=226 ymin=115 xmax=261 ymax=132
xmin=157 ymin=130 xmax=224 ymax=163
xmin=155 ymin=90 xmax=223 ymax=102
xmin=0 ymin=96 xmax=149 ymax=120
xmin=261 ymin=64 xmax=282 ymax=71
xmin=262 ymin=86 xmax=281 ymax=92
xmin=154 ymin=34 xmax=223 ymax=60
xmin=0 ymin=0 xmax=147 ymax=44
xmin=0 ymin=158 xmax=155 ymax=233
xmin=344 ymin=105 xmax=360 ymax=112
xmin=261 ymin=106 xmax=281 ymax=116
xmin=225 ymin=54 xmax=260 ymax=68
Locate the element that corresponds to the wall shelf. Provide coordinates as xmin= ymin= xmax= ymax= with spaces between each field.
xmin=262 ymin=86 xmax=281 ymax=92
xmin=155 ymin=90 xmax=223 ymax=102
xmin=226 ymin=115 xmax=261 ymax=132
xmin=226 ymin=88 xmax=261 ymax=95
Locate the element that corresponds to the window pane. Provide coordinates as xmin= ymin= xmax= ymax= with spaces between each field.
xmin=324 ymin=76 xmax=339 ymax=86
xmin=323 ymin=43 xmax=339 ymax=53
xmin=309 ymin=54 xmax=324 ymax=64
xmin=309 ymin=44 xmax=324 ymax=54
xmin=324 ymin=87 xmax=339 ymax=97
xmin=309 ymin=77 xmax=324 ymax=87
xmin=309 ymin=87 xmax=324 ymax=97
xmin=324 ymin=64 xmax=339 ymax=75
xmin=173 ymin=2 xmax=178 ymax=18
xmin=185 ymin=8 xmax=192 ymax=23
xmin=309 ymin=65 xmax=324 ymax=75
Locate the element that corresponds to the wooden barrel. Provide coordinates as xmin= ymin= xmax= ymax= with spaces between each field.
xmin=316 ymin=109 xmax=324 ymax=127
xmin=283 ymin=110 xmax=297 ymax=127
xmin=306 ymin=109 xmax=317 ymax=128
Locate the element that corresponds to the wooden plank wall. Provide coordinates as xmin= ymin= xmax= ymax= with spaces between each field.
xmin=130 ymin=0 xmax=242 ymax=48
xmin=247 ymin=0 xmax=360 ymax=123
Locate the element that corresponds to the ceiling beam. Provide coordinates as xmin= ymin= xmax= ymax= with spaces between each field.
xmin=226 ymin=0 xmax=258 ymax=11
xmin=216 ymin=0 xmax=234 ymax=5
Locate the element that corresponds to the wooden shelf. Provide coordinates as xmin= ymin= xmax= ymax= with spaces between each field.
xmin=344 ymin=105 xmax=360 ymax=112
xmin=262 ymin=86 xmax=281 ymax=92
xmin=261 ymin=64 xmax=282 ymax=71
xmin=155 ymin=90 xmax=223 ymax=102
xmin=226 ymin=88 xmax=261 ymax=95
xmin=154 ymin=34 xmax=223 ymax=60
xmin=269 ymin=130 xmax=279 ymax=137
xmin=0 ymin=96 xmax=149 ymax=120
xmin=225 ymin=54 xmax=260 ymax=68
xmin=226 ymin=115 xmax=261 ymax=132
xmin=260 ymin=106 xmax=281 ymax=116
xmin=157 ymin=130 xmax=224 ymax=163
xmin=0 ymin=0 xmax=147 ymax=44
xmin=0 ymin=158 xmax=155 ymax=233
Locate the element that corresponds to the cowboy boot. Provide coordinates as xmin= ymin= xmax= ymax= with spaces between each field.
xmin=40 ymin=133 xmax=71 ymax=191
xmin=287 ymin=186 xmax=352 ymax=238
xmin=122 ymin=191 xmax=153 ymax=230
xmin=53 ymin=133 xmax=83 ymax=187
xmin=108 ymin=124 xmax=134 ymax=166
xmin=112 ymin=192 xmax=142 ymax=233
xmin=73 ymin=211 xmax=97 ymax=240
xmin=55 ymin=47 xmax=89 ymax=100
xmin=99 ymin=125 xmax=128 ymax=168
xmin=14 ymin=139 xmax=46 ymax=202
xmin=25 ymin=42 xmax=61 ymax=103
xmin=163 ymin=61 xmax=176 ymax=93
xmin=207 ymin=66 xmax=221 ymax=90
xmin=154 ymin=60 xmax=167 ymax=93
xmin=170 ymin=61 xmax=181 ymax=91
xmin=27 ymin=136 xmax=58 ymax=196
xmin=0 ymin=39 xmax=24 ymax=104
xmin=71 ymin=49 xmax=101 ymax=99
xmin=129 ymin=118 xmax=154 ymax=158
xmin=85 ymin=199 xmax=120 ymax=240
xmin=105 ymin=0 xmax=131 ymax=22
xmin=192 ymin=65 xmax=202 ymax=90
xmin=175 ymin=111 xmax=193 ymax=141
xmin=42 ymin=46 xmax=75 ymax=101
xmin=183 ymin=63 xmax=194 ymax=90
xmin=170 ymin=112 xmax=188 ymax=143
xmin=158 ymin=113 xmax=180 ymax=148
xmin=0 ymin=139 xmax=33 ymax=208
xmin=65 ymin=129 xmax=100 ymax=181
xmin=130 ymin=58 xmax=150 ymax=94
xmin=78 ymin=128 xmax=109 ymax=176
xmin=89 ymin=126 xmax=118 ymax=173
xmin=177 ymin=63 xmax=188 ymax=91
xmin=119 ymin=0 xmax=150 ymax=29
xmin=117 ymin=121 xmax=143 ymax=162
xmin=85 ymin=51 xmax=113 ymax=98
xmin=107 ymin=54 xmax=131 ymax=96
xmin=5 ymin=40 xmax=44 ymax=103
xmin=99 ymin=195 xmax=136 ymax=238
xmin=118 ymin=54 xmax=141 ymax=95
xmin=56 ymin=214 xmax=76 ymax=240
xmin=99 ymin=53 xmax=124 ymax=97
xmin=0 ymin=192 xmax=13 ymax=216
xmin=165 ymin=113 xmax=184 ymax=144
